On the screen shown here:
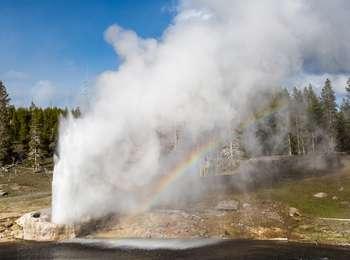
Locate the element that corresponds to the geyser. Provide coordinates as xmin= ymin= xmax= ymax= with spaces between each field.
xmin=52 ymin=0 xmax=350 ymax=224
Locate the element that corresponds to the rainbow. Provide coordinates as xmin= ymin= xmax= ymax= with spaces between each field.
xmin=136 ymin=98 xmax=289 ymax=212
xmin=139 ymin=139 xmax=218 ymax=211
xmin=239 ymin=98 xmax=289 ymax=130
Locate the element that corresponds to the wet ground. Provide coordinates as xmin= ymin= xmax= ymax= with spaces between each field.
xmin=1 ymin=239 xmax=350 ymax=260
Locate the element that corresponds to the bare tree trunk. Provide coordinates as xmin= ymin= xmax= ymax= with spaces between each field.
xmin=34 ymin=147 xmax=37 ymax=173
xmin=296 ymin=117 xmax=301 ymax=155
xmin=288 ymin=133 xmax=292 ymax=156
xmin=301 ymin=135 xmax=306 ymax=155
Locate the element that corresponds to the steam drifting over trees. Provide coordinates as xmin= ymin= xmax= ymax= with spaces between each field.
xmin=0 ymin=78 xmax=349 ymax=171
xmin=240 ymin=79 xmax=350 ymax=157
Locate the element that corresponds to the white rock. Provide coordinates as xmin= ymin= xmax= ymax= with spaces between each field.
xmin=289 ymin=207 xmax=301 ymax=217
xmin=0 ymin=190 xmax=8 ymax=196
xmin=242 ymin=203 xmax=251 ymax=209
xmin=313 ymin=192 xmax=328 ymax=198
xmin=16 ymin=209 xmax=77 ymax=241
xmin=215 ymin=200 xmax=239 ymax=211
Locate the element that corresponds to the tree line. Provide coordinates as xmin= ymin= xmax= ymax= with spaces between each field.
xmin=0 ymin=81 xmax=80 ymax=172
xmin=0 ymin=78 xmax=349 ymax=172
xmin=242 ymin=78 xmax=350 ymax=157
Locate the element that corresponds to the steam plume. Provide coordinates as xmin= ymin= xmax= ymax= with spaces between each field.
xmin=52 ymin=0 xmax=350 ymax=224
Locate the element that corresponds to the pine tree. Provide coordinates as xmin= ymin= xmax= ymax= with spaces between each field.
xmin=28 ymin=103 xmax=44 ymax=172
xmin=339 ymin=78 xmax=350 ymax=152
xmin=276 ymin=88 xmax=294 ymax=156
xmin=320 ymin=79 xmax=338 ymax=150
xmin=71 ymin=106 xmax=82 ymax=118
xmin=253 ymin=89 xmax=290 ymax=156
xmin=336 ymin=110 xmax=347 ymax=152
xmin=41 ymin=107 xmax=63 ymax=156
xmin=8 ymin=106 xmax=20 ymax=162
xmin=0 ymin=81 xmax=11 ymax=166
xmin=42 ymin=108 xmax=53 ymax=156
xmin=17 ymin=108 xmax=31 ymax=149
xmin=342 ymin=78 xmax=350 ymax=121
xmin=304 ymin=85 xmax=323 ymax=153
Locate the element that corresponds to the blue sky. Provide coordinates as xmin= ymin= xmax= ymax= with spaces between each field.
xmin=1 ymin=1 xmax=348 ymax=107
xmin=0 ymin=0 xmax=175 ymax=107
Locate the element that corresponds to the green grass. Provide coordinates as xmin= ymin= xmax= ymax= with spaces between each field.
xmin=251 ymin=172 xmax=350 ymax=218
xmin=0 ymin=167 xmax=52 ymax=197
xmin=0 ymin=167 xmax=52 ymax=219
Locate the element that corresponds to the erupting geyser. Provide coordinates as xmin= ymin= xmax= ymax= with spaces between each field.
xmin=52 ymin=0 xmax=350 ymax=224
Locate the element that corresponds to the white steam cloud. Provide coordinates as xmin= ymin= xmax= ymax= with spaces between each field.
xmin=52 ymin=0 xmax=350 ymax=224
xmin=31 ymin=80 xmax=57 ymax=107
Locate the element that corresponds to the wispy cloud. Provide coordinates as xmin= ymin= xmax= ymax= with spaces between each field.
xmin=287 ymin=73 xmax=349 ymax=94
xmin=1 ymin=73 xmax=78 ymax=107
xmin=31 ymin=80 xmax=57 ymax=107
xmin=1 ymin=70 xmax=29 ymax=80
xmin=161 ymin=0 xmax=179 ymax=14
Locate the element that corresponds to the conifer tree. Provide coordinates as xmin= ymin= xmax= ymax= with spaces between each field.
xmin=342 ymin=78 xmax=350 ymax=120
xmin=290 ymin=87 xmax=307 ymax=155
xmin=253 ymin=89 xmax=290 ymax=156
xmin=339 ymin=78 xmax=350 ymax=151
xmin=41 ymin=107 xmax=62 ymax=156
xmin=0 ymin=81 xmax=11 ymax=166
xmin=28 ymin=103 xmax=44 ymax=172
xmin=71 ymin=106 xmax=82 ymax=118
xmin=336 ymin=110 xmax=347 ymax=151
xmin=8 ymin=105 xmax=20 ymax=162
xmin=320 ymin=79 xmax=338 ymax=150
xmin=17 ymin=108 xmax=31 ymax=150
xmin=304 ymin=85 xmax=323 ymax=153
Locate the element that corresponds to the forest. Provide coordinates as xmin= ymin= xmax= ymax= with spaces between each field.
xmin=0 ymin=78 xmax=349 ymax=172
xmin=0 ymin=81 xmax=80 ymax=172
xmin=240 ymin=78 xmax=350 ymax=158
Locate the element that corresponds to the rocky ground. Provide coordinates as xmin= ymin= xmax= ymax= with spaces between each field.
xmin=90 ymin=201 xmax=289 ymax=240
xmin=1 ymin=156 xmax=350 ymax=245
xmin=0 ymin=168 xmax=51 ymax=242
xmin=89 ymin=156 xmax=350 ymax=245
